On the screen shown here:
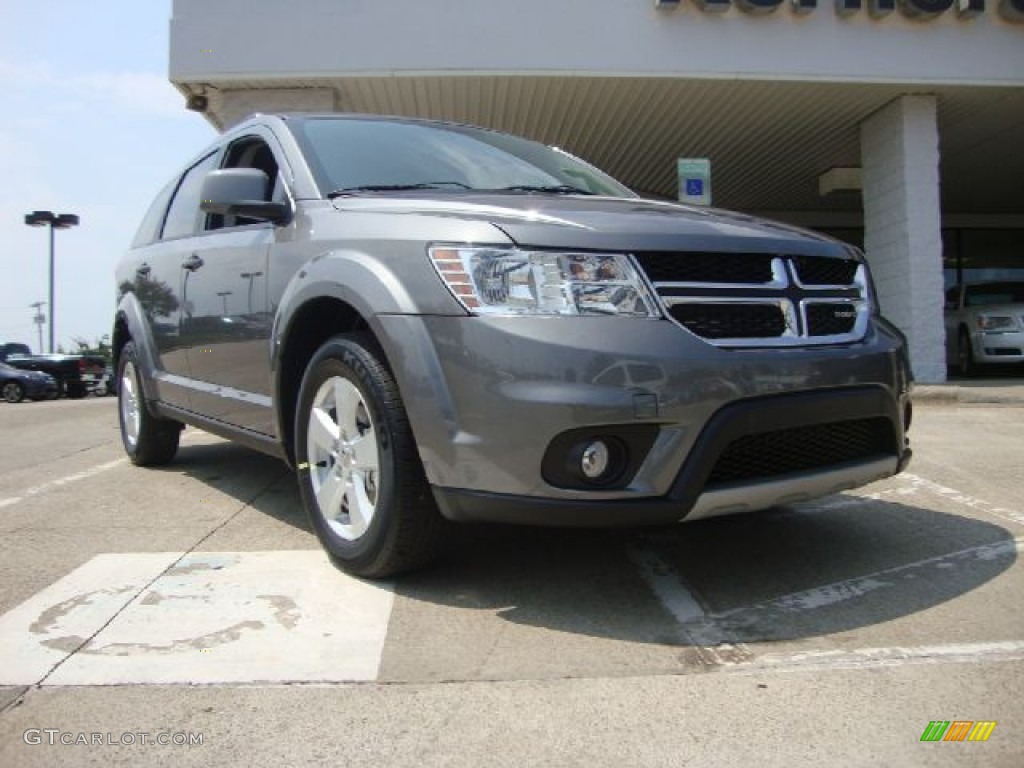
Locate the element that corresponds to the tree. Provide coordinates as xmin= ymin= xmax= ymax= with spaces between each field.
xmin=72 ymin=334 xmax=112 ymax=362
xmin=118 ymin=276 xmax=179 ymax=319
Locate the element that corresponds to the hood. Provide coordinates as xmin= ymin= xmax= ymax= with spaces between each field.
xmin=331 ymin=193 xmax=852 ymax=257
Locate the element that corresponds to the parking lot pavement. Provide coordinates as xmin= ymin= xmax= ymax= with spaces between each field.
xmin=0 ymin=397 xmax=1022 ymax=766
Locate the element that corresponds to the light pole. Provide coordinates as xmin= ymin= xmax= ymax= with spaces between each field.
xmin=29 ymin=301 xmax=46 ymax=354
xmin=24 ymin=211 xmax=79 ymax=353
xmin=217 ymin=290 xmax=233 ymax=315
xmin=240 ymin=271 xmax=263 ymax=315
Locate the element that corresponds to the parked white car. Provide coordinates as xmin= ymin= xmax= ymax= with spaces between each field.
xmin=945 ymin=281 xmax=1024 ymax=376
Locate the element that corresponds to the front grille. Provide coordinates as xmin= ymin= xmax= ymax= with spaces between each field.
xmin=669 ymin=303 xmax=786 ymax=339
xmin=634 ymin=250 xmax=868 ymax=347
xmin=634 ymin=252 xmax=774 ymax=284
xmin=792 ymin=255 xmax=859 ymax=286
xmin=806 ymin=303 xmax=859 ymax=336
xmin=707 ymin=418 xmax=896 ymax=487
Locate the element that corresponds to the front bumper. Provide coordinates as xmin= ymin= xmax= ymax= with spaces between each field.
xmin=433 ymin=387 xmax=911 ymax=526
xmin=374 ymin=314 xmax=912 ymax=524
xmin=973 ymin=329 xmax=1024 ymax=364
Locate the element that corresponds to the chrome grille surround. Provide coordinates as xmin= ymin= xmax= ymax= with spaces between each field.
xmin=633 ymin=253 xmax=871 ymax=348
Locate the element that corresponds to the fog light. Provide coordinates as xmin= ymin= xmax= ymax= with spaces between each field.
xmin=581 ymin=441 xmax=611 ymax=480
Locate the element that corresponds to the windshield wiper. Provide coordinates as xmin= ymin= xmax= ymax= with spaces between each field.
xmin=497 ymin=184 xmax=594 ymax=195
xmin=328 ymin=181 xmax=470 ymax=197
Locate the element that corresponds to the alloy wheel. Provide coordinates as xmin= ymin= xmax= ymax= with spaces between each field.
xmin=306 ymin=376 xmax=380 ymax=541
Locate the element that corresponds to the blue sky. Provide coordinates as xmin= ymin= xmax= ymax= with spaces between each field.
xmin=0 ymin=0 xmax=214 ymax=352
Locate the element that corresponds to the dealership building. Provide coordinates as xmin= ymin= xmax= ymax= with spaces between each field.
xmin=169 ymin=0 xmax=1024 ymax=383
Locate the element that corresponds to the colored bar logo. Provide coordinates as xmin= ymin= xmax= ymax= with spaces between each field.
xmin=920 ymin=721 xmax=996 ymax=742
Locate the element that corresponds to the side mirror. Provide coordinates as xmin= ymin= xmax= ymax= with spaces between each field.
xmin=200 ymin=168 xmax=291 ymax=225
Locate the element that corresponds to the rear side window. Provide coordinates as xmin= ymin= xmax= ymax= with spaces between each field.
xmin=161 ymin=152 xmax=219 ymax=240
xmin=130 ymin=179 xmax=176 ymax=249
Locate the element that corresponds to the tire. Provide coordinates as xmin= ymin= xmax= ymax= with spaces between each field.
xmin=295 ymin=334 xmax=447 ymax=578
xmin=117 ymin=341 xmax=181 ymax=465
xmin=66 ymin=383 xmax=87 ymax=399
xmin=2 ymin=381 xmax=25 ymax=404
xmin=957 ymin=327 xmax=976 ymax=378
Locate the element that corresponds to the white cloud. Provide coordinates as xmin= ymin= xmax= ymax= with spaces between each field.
xmin=74 ymin=71 xmax=185 ymax=117
xmin=0 ymin=59 xmax=186 ymax=119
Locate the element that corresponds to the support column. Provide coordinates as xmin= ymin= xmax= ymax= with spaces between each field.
xmin=216 ymin=87 xmax=337 ymax=129
xmin=860 ymin=95 xmax=945 ymax=383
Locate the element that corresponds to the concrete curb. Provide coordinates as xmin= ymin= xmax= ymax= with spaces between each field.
xmin=913 ymin=384 xmax=1024 ymax=405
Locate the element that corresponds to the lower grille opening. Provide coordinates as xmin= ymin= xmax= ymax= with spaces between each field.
xmin=707 ymin=418 xmax=896 ymax=487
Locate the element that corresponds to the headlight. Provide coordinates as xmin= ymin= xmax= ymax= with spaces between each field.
xmin=976 ymin=315 xmax=1015 ymax=332
xmin=429 ymin=246 xmax=659 ymax=317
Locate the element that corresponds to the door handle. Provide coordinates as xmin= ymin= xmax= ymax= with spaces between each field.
xmin=182 ymin=254 xmax=204 ymax=271
xmin=135 ymin=263 xmax=152 ymax=277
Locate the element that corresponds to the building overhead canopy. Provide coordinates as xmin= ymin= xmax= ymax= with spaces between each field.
xmin=170 ymin=0 xmax=1024 ymax=214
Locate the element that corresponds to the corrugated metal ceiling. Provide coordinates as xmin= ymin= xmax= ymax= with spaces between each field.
xmin=193 ymin=76 xmax=1024 ymax=214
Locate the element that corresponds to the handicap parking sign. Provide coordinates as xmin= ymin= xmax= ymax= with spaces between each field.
xmin=678 ymin=158 xmax=711 ymax=206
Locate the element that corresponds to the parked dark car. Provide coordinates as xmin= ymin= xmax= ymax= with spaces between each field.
xmin=0 ymin=361 xmax=58 ymax=403
xmin=113 ymin=113 xmax=913 ymax=578
xmin=3 ymin=354 xmax=106 ymax=398
xmin=0 ymin=342 xmax=32 ymax=361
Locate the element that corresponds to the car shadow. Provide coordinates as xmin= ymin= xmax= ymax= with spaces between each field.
xmin=157 ymin=440 xmax=1017 ymax=649
xmin=153 ymin=440 xmax=310 ymax=533
xmin=397 ymin=495 xmax=1017 ymax=648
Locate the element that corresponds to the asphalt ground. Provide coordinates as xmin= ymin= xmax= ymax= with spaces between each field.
xmin=0 ymin=390 xmax=1022 ymax=766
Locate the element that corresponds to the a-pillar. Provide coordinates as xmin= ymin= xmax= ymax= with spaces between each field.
xmin=860 ymin=94 xmax=946 ymax=384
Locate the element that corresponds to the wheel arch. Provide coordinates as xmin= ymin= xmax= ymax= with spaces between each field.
xmin=274 ymin=296 xmax=387 ymax=465
xmin=112 ymin=293 xmax=162 ymax=411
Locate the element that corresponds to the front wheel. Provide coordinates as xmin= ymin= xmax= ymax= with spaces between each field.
xmin=2 ymin=381 xmax=25 ymax=403
xmin=295 ymin=334 xmax=447 ymax=578
xmin=958 ymin=328 xmax=976 ymax=378
xmin=117 ymin=341 xmax=181 ymax=465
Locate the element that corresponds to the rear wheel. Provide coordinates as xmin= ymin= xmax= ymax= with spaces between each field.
xmin=2 ymin=381 xmax=25 ymax=404
xmin=295 ymin=334 xmax=447 ymax=578
xmin=118 ymin=341 xmax=181 ymax=465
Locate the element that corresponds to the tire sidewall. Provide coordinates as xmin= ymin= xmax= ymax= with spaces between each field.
xmin=958 ymin=328 xmax=974 ymax=377
xmin=117 ymin=344 xmax=144 ymax=459
xmin=295 ymin=338 xmax=399 ymax=568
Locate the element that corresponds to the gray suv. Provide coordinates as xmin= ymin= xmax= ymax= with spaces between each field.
xmin=114 ymin=114 xmax=913 ymax=577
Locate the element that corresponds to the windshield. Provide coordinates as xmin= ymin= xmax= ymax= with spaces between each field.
xmin=964 ymin=282 xmax=1024 ymax=307
xmin=291 ymin=117 xmax=635 ymax=198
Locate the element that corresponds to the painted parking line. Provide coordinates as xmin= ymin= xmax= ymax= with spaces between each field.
xmin=628 ymin=546 xmax=753 ymax=666
xmin=632 ymin=537 xmax=1021 ymax=655
xmin=703 ymin=537 xmax=1022 ymax=635
xmin=0 ymin=551 xmax=394 ymax=686
xmin=899 ymin=473 xmax=1024 ymax=528
xmin=0 ymin=458 xmax=128 ymax=510
xmin=733 ymin=641 xmax=1024 ymax=674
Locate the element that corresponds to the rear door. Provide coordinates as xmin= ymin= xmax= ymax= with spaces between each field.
xmin=123 ymin=151 xmax=222 ymax=409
